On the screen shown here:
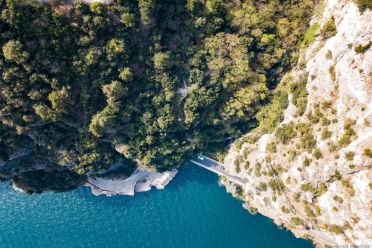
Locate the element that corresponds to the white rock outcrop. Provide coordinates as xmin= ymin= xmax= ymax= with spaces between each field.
xmin=222 ymin=0 xmax=372 ymax=246
xmin=87 ymin=169 xmax=178 ymax=196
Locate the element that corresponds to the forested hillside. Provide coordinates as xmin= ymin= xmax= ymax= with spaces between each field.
xmin=0 ymin=0 xmax=315 ymax=180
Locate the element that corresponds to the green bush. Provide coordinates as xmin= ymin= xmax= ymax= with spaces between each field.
xmin=363 ymin=148 xmax=372 ymax=158
xmin=291 ymin=217 xmax=303 ymax=226
xmin=331 ymin=170 xmax=342 ymax=181
xmin=303 ymin=157 xmax=311 ymax=167
xmin=235 ymin=163 xmax=241 ymax=173
xmin=345 ymin=118 xmax=357 ymax=127
xmin=303 ymin=23 xmax=320 ymax=45
xmin=304 ymin=205 xmax=316 ymax=217
xmin=313 ymin=149 xmax=323 ymax=160
xmin=341 ymin=179 xmax=355 ymax=196
xmin=295 ymin=122 xmax=312 ymax=135
xmin=301 ymin=134 xmax=317 ymax=151
xmin=321 ymin=117 xmax=331 ymax=126
xmin=257 ymin=182 xmax=268 ymax=191
xmin=322 ymin=16 xmax=337 ymax=38
xmin=315 ymin=183 xmax=328 ymax=197
xmin=345 ymin=151 xmax=355 ymax=161
xmin=301 ymin=182 xmax=315 ymax=192
xmin=293 ymin=192 xmax=301 ymax=202
xmin=328 ymin=142 xmax=337 ymax=152
xmin=269 ymin=179 xmax=285 ymax=194
xmin=354 ymin=0 xmax=372 ymax=11
xmin=295 ymin=122 xmax=317 ymax=151
xmin=315 ymin=206 xmax=321 ymax=216
xmin=288 ymin=150 xmax=298 ymax=161
xmin=289 ymin=80 xmax=308 ymax=116
xmin=338 ymin=119 xmax=356 ymax=147
xmin=244 ymin=161 xmax=250 ymax=170
xmin=333 ymin=195 xmax=344 ymax=203
xmin=242 ymin=149 xmax=249 ymax=159
xmin=256 ymin=87 xmax=289 ymax=134
xmin=234 ymin=157 xmax=241 ymax=173
xmin=281 ymin=206 xmax=290 ymax=214
xmin=329 ymin=225 xmax=344 ymax=234
xmin=354 ymin=41 xmax=372 ymax=53
xmin=254 ymin=162 xmax=262 ymax=177
xmin=329 ymin=65 xmax=336 ymax=81
xmin=275 ymin=123 xmax=297 ymax=144
xmin=295 ymin=99 xmax=308 ymax=116
xmin=343 ymin=221 xmax=352 ymax=230
xmin=321 ymin=128 xmax=332 ymax=140
xmin=325 ymin=50 xmax=333 ymax=59
xmin=308 ymin=112 xmax=320 ymax=124
xmin=266 ymin=142 xmax=277 ymax=153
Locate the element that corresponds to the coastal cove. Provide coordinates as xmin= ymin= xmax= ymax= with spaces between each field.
xmin=0 ymin=165 xmax=312 ymax=248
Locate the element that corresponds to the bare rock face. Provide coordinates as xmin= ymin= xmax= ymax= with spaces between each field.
xmin=222 ymin=0 xmax=372 ymax=246
xmin=87 ymin=169 xmax=178 ymax=196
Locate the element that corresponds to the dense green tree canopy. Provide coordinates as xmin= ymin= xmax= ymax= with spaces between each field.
xmin=0 ymin=0 xmax=315 ymax=174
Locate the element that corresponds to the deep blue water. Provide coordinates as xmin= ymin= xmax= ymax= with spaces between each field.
xmin=0 ymin=165 xmax=313 ymax=248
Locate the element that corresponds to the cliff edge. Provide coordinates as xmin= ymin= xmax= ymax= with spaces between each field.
xmin=222 ymin=0 xmax=372 ymax=246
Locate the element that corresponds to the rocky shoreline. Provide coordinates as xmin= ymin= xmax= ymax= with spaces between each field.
xmin=86 ymin=169 xmax=178 ymax=196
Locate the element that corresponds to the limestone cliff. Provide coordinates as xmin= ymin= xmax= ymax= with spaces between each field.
xmin=222 ymin=0 xmax=372 ymax=246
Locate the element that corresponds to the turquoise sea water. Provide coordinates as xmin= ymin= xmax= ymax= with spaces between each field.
xmin=0 ymin=165 xmax=313 ymax=248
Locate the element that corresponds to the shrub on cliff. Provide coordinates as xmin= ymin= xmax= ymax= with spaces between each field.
xmin=291 ymin=217 xmax=303 ymax=226
xmin=354 ymin=0 xmax=372 ymax=11
xmin=322 ymin=16 xmax=337 ymax=39
xmin=329 ymin=225 xmax=344 ymax=234
xmin=355 ymin=41 xmax=372 ymax=53
xmin=275 ymin=123 xmax=297 ymax=144
xmin=363 ymin=148 xmax=372 ymax=158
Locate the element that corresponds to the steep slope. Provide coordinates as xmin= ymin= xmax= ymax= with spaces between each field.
xmin=0 ymin=0 xmax=316 ymax=183
xmin=222 ymin=0 xmax=372 ymax=246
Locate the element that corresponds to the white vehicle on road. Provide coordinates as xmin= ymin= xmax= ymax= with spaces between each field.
xmin=197 ymin=155 xmax=204 ymax=160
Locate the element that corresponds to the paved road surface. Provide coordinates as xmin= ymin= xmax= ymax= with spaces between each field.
xmin=190 ymin=154 xmax=247 ymax=187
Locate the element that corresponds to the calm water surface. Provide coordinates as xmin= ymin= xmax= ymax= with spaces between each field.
xmin=0 ymin=165 xmax=313 ymax=248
